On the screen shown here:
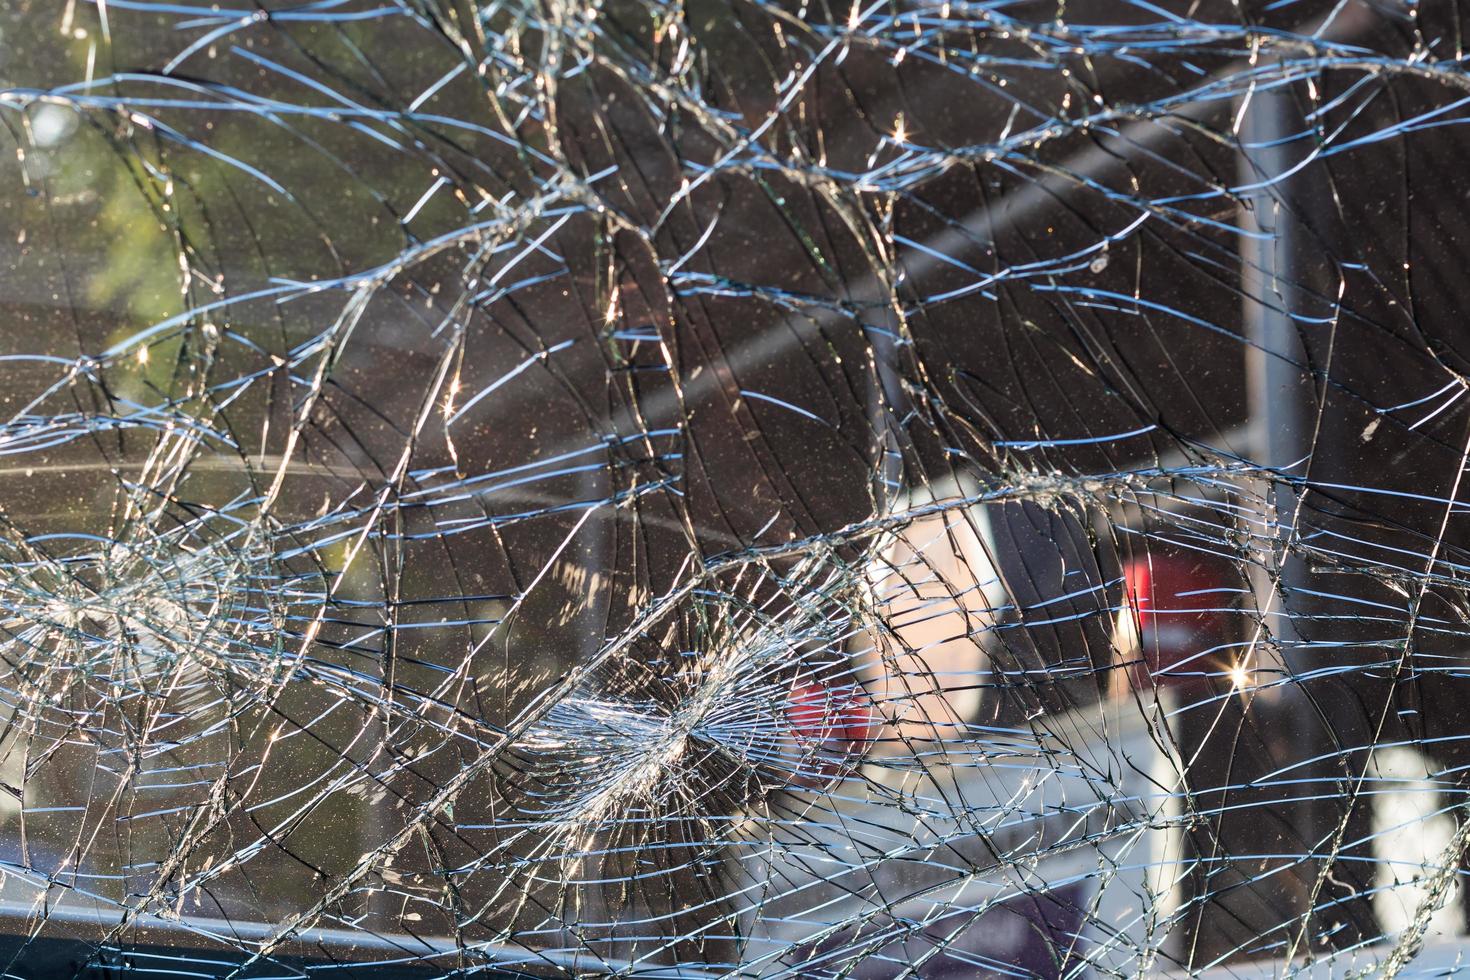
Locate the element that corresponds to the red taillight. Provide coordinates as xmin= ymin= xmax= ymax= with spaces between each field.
xmin=1123 ymin=555 xmax=1226 ymax=631
xmin=1119 ymin=555 xmax=1231 ymax=689
xmin=787 ymin=687 xmax=876 ymax=758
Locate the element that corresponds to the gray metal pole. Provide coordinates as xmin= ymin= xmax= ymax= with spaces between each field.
xmin=1238 ymin=78 xmax=1313 ymax=675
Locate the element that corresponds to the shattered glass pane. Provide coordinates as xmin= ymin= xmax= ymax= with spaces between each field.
xmin=3 ymin=0 xmax=1470 ymax=975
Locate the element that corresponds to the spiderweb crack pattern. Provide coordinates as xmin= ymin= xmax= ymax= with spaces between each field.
xmin=1 ymin=0 xmax=1470 ymax=976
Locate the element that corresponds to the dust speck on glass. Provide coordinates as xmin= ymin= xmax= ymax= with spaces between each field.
xmin=0 ymin=0 xmax=1467 ymax=976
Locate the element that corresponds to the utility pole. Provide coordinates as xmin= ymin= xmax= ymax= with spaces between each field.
xmin=1240 ymin=78 xmax=1311 ymax=677
xmin=1226 ymin=67 xmax=1375 ymax=963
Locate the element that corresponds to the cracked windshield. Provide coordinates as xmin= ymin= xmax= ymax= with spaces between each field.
xmin=0 ymin=0 xmax=1469 ymax=976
